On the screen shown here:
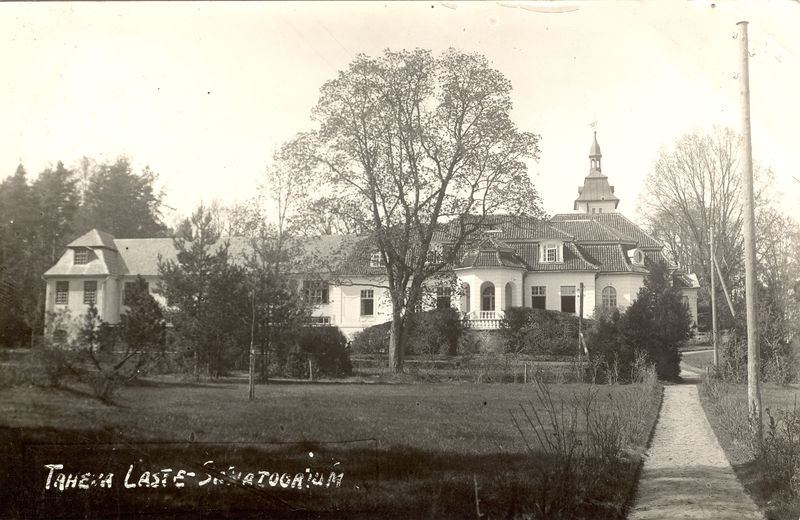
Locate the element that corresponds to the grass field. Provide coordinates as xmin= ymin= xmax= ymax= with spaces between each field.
xmin=0 ymin=375 xmax=660 ymax=519
xmin=700 ymin=382 xmax=800 ymax=520
xmin=682 ymin=350 xmax=716 ymax=371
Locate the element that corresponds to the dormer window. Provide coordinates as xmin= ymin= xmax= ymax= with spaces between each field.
xmin=369 ymin=251 xmax=385 ymax=268
xmin=74 ymin=248 xmax=89 ymax=265
xmin=426 ymin=246 xmax=443 ymax=265
xmin=540 ymin=243 xmax=563 ymax=263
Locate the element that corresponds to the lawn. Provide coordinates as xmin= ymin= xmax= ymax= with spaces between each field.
xmin=0 ymin=376 xmax=661 ymax=519
xmin=682 ymin=349 xmax=716 ymax=371
xmin=699 ymin=381 xmax=800 ymax=520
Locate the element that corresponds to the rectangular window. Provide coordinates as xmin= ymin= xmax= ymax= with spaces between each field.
xmin=309 ymin=316 xmax=332 ymax=326
xmin=55 ymin=281 xmax=69 ymax=305
xmin=545 ymin=246 xmax=558 ymax=262
xmin=360 ymin=289 xmax=374 ymax=316
xmin=436 ymin=286 xmax=452 ymax=309
xmin=74 ymin=249 xmax=89 ymax=265
xmin=303 ymin=280 xmax=329 ymax=305
xmin=83 ymin=281 xmax=97 ymax=305
xmin=531 ymin=286 xmax=546 ymax=310
xmin=560 ymin=285 xmax=576 ymax=313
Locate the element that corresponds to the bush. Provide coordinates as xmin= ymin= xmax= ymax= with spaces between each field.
xmin=405 ymin=308 xmax=462 ymax=356
xmin=350 ymin=309 xmax=463 ymax=357
xmin=511 ymin=369 xmax=661 ymax=518
xmin=501 ymin=307 xmax=582 ymax=357
xmin=274 ymin=327 xmax=352 ymax=379
xmin=762 ymin=406 xmax=800 ymax=496
xmin=350 ymin=322 xmax=391 ymax=355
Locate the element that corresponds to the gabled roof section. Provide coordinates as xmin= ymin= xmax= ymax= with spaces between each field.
xmin=67 ymin=229 xmax=117 ymax=251
xmin=551 ymin=213 xmax=663 ymax=249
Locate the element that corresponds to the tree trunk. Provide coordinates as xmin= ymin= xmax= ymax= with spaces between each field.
xmin=388 ymin=304 xmax=405 ymax=373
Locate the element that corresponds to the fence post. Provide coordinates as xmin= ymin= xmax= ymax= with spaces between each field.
xmin=309 ymin=359 xmax=313 ymax=381
xmin=524 ymin=362 xmax=528 ymax=384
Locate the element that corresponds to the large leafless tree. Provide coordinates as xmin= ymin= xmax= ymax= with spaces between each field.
xmin=297 ymin=48 xmax=544 ymax=372
xmin=638 ymin=128 xmax=776 ymax=322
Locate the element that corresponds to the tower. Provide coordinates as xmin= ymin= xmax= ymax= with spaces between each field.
xmin=574 ymin=131 xmax=619 ymax=213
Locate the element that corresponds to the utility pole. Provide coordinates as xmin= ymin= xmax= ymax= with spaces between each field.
xmin=249 ymin=290 xmax=256 ymax=401
xmin=710 ymin=226 xmax=718 ymax=366
xmin=737 ymin=20 xmax=762 ymax=440
xmin=578 ymin=282 xmax=584 ymax=361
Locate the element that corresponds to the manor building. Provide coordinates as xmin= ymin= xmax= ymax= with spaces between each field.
xmin=43 ymin=133 xmax=699 ymax=337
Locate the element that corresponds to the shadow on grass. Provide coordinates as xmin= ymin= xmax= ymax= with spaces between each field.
xmin=0 ymin=424 xmax=636 ymax=520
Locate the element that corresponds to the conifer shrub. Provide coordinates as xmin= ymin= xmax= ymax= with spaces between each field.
xmin=277 ymin=327 xmax=352 ymax=378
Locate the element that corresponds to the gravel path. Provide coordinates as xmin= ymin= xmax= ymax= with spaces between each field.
xmin=629 ymin=370 xmax=764 ymax=520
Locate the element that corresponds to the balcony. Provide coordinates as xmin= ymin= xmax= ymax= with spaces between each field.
xmin=462 ymin=310 xmax=504 ymax=330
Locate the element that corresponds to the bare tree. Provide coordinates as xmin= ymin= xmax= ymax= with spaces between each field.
xmin=638 ymin=127 xmax=771 ymax=326
xmin=300 ymin=48 xmax=544 ymax=372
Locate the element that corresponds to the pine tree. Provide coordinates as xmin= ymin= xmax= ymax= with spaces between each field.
xmin=620 ymin=261 xmax=692 ymax=381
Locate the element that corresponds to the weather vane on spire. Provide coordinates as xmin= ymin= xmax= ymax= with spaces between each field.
xmin=589 ymin=118 xmax=598 ymax=133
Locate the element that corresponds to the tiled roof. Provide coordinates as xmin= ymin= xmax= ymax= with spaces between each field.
xmin=577 ymin=244 xmax=635 ymax=273
xmin=512 ymin=242 xmax=599 ymax=271
xmin=435 ymin=215 xmax=571 ymax=242
xmin=457 ymin=235 xmax=527 ymax=269
xmin=549 ymin=219 xmax=634 ymax=243
xmin=551 ymin=213 xmax=663 ymax=249
xmin=67 ymin=229 xmax=117 ymax=250
xmin=44 ymin=214 xmax=685 ymax=280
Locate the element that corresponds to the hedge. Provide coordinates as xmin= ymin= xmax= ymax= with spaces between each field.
xmin=350 ymin=308 xmax=463 ymax=356
xmin=500 ymin=307 xmax=583 ymax=357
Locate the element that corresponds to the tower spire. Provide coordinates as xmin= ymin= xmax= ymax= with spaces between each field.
xmin=589 ymin=130 xmax=602 ymax=173
xmin=574 ymin=129 xmax=618 ymax=213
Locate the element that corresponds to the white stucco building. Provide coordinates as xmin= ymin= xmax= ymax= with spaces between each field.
xmin=42 ymin=133 xmax=699 ymax=337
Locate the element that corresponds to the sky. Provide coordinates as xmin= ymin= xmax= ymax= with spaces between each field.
xmin=1 ymin=1 xmax=799 ymax=226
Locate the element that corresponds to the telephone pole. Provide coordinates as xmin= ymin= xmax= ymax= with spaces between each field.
xmin=737 ymin=20 xmax=762 ymax=440
xmin=710 ymin=227 xmax=718 ymax=366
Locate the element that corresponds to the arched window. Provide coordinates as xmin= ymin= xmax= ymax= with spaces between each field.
xmin=602 ymin=286 xmax=617 ymax=309
xmin=481 ymin=284 xmax=495 ymax=311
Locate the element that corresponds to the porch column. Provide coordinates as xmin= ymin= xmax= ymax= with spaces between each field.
xmin=469 ymin=281 xmax=481 ymax=316
xmin=496 ymin=283 xmax=504 ymax=314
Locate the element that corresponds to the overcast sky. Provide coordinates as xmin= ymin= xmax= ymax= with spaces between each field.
xmin=2 ymin=1 xmax=798 ymax=225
